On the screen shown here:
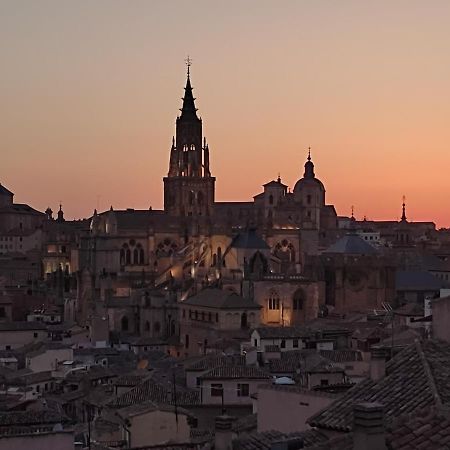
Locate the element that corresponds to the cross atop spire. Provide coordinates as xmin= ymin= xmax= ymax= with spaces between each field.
xmin=185 ymin=55 xmax=192 ymax=78
xmin=308 ymin=147 xmax=311 ymax=161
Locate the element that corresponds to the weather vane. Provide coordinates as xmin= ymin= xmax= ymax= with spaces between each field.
xmin=185 ymin=55 xmax=192 ymax=76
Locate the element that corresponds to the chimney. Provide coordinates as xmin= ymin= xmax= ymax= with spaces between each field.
xmin=214 ymin=415 xmax=234 ymax=450
xmin=369 ymin=348 xmax=386 ymax=382
xmin=353 ymin=402 xmax=386 ymax=450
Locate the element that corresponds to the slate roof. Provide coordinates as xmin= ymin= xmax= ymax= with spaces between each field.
xmin=323 ymin=232 xmax=378 ymax=255
xmin=230 ymin=229 xmax=270 ymax=250
xmin=308 ymin=340 xmax=450 ymax=431
xmin=0 ymin=184 xmax=13 ymax=197
xmin=199 ymin=366 xmax=270 ymax=380
xmin=110 ymin=378 xmax=200 ymax=408
xmin=396 ymin=270 xmax=447 ymax=291
xmin=183 ymin=288 xmax=261 ymax=309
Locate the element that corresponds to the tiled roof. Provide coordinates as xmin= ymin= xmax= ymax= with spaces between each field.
xmin=255 ymin=326 xmax=313 ymax=339
xmin=200 ymin=366 xmax=270 ymax=380
xmin=388 ymin=407 xmax=450 ymax=450
xmin=0 ymin=410 xmax=67 ymax=427
xmin=319 ymin=349 xmax=363 ymax=363
xmin=268 ymin=350 xmax=337 ymax=374
xmin=185 ymin=354 xmax=245 ymax=372
xmin=308 ymin=340 xmax=450 ymax=431
xmin=183 ymin=288 xmax=261 ymax=309
xmin=110 ymin=378 xmax=199 ymax=408
xmin=232 ymin=428 xmax=328 ymax=450
xmin=0 ymin=321 xmax=47 ymax=331
xmin=113 ymin=372 xmax=150 ymax=387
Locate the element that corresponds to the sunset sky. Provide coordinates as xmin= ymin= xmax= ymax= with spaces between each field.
xmin=1 ymin=1 xmax=450 ymax=226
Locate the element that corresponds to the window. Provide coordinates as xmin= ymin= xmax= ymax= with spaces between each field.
xmin=268 ymin=291 xmax=280 ymax=310
xmin=0 ymin=307 xmax=5 ymax=318
xmin=293 ymin=289 xmax=304 ymax=310
xmin=293 ymin=339 xmax=299 ymax=348
xmin=33 ymin=332 xmax=38 ymax=338
xmin=211 ymin=383 xmax=223 ymax=397
xmin=5 ymin=346 xmax=11 ymax=351
xmin=280 ymin=339 xmax=286 ymax=349
xmin=254 ymin=339 xmax=258 ymax=347
xmin=269 ymin=194 xmax=274 ymax=205
xmin=185 ymin=334 xmax=189 ymax=349
xmin=216 ymin=313 xmax=219 ymax=322
xmin=306 ymin=194 xmax=312 ymax=205
xmin=237 ymin=383 xmax=249 ymax=397
xmin=320 ymin=379 xmax=329 ymax=386
xmin=182 ymin=310 xmax=186 ymax=318
xmin=36 ymin=385 xmax=40 ymax=393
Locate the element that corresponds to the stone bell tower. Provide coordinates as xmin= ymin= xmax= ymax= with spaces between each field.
xmin=163 ymin=59 xmax=215 ymax=216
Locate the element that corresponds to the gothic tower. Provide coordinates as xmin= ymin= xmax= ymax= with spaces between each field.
xmin=163 ymin=64 xmax=215 ymax=216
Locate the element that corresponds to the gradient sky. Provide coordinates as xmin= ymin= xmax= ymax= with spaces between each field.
xmin=1 ymin=1 xmax=450 ymax=226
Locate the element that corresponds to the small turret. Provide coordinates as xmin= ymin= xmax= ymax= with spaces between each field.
xmin=57 ymin=204 xmax=65 ymax=222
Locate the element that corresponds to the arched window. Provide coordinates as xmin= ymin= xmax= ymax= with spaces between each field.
xmin=120 ymin=248 xmax=125 ymax=265
xmin=121 ymin=316 xmax=129 ymax=332
xmin=268 ymin=290 xmax=280 ymax=310
xmin=139 ymin=247 xmax=145 ymax=264
xmin=125 ymin=249 xmax=131 ymax=265
xmin=133 ymin=248 xmax=139 ymax=265
xmin=306 ymin=194 xmax=312 ymax=205
xmin=269 ymin=194 xmax=274 ymax=205
xmin=144 ymin=321 xmax=150 ymax=332
xmin=189 ymin=191 xmax=195 ymax=206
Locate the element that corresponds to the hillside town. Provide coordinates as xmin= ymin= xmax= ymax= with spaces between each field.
xmin=1 ymin=68 xmax=450 ymax=450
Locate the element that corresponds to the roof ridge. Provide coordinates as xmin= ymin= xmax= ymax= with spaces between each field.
xmin=415 ymin=339 xmax=443 ymax=409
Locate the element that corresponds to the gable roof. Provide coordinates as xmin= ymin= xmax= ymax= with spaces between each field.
xmin=308 ymin=340 xmax=450 ymax=431
xmin=183 ymin=288 xmax=261 ymax=310
xmin=109 ymin=378 xmax=199 ymax=408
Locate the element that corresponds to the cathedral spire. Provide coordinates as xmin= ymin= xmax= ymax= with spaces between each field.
xmin=401 ymin=195 xmax=407 ymax=222
xmin=180 ymin=57 xmax=198 ymax=118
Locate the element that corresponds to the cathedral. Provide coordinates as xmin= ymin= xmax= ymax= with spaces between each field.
xmin=78 ymin=66 xmax=395 ymax=341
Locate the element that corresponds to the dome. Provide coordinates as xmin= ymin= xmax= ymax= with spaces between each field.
xmin=293 ymin=176 xmax=325 ymax=193
xmin=293 ymin=151 xmax=325 ymax=193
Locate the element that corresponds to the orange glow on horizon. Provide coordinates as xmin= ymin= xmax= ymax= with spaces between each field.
xmin=1 ymin=1 xmax=450 ymax=227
